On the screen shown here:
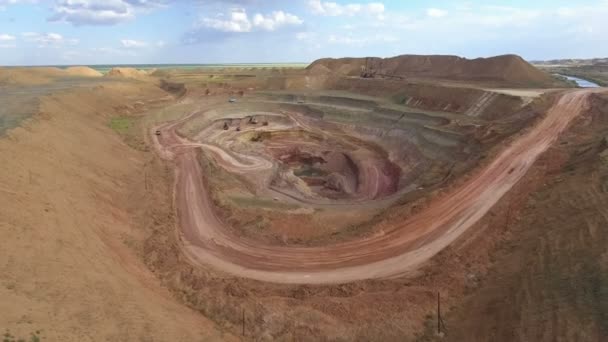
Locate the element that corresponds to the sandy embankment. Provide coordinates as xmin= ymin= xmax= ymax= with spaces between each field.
xmin=106 ymin=67 xmax=156 ymax=79
xmin=0 ymin=66 xmax=102 ymax=85
xmin=0 ymin=81 xmax=232 ymax=341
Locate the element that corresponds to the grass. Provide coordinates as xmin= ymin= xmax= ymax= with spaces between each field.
xmin=108 ymin=116 xmax=133 ymax=134
xmin=3 ymin=330 xmax=42 ymax=342
xmin=108 ymin=115 xmax=151 ymax=151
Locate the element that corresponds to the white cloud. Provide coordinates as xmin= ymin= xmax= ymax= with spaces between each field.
xmin=308 ymin=0 xmax=385 ymax=19
xmin=91 ymin=47 xmax=137 ymax=56
xmin=296 ymin=32 xmax=311 ymax=40
xmin=327 ymin=33 xmax=398 ymax=46
xmin=252 ymin=11 xmax=302 ymax=31
xmin=0 ymin=0 xmax=37 ymax=3
xmin=201 ymin=8 xmax=302 ymax=32
xmin=120 ymin=38 xmax=166 ymax=49
xmin=0 ymin=0 xmax=37 ymax=10
xmin=203 ymin=8 xmax=252 ymax=32
xmin=61 ymin=50 xmax=84 ymax=61
xmin=0 ymin=33 xmax=16 ymax=41
xmin=474 ymin=6 xmax=540 ymax=28
xmin=427 ymin=8 xmax=447 ymax=18
xmin=22 ymin=32 xmax=79 ymax=47
xmin=121 ymin=39 xmax=148 ymax=48
xmin=48 ymin=0 xmax=164 ymax=26
xmin=327 ymin=34 xmax=366 ymax=45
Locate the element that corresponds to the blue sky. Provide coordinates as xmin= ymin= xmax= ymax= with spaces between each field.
xmin=0 ymin=0 xmax=606 ymax=65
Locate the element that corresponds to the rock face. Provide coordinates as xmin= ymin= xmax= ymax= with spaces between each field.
xmin=307 ymin=54 xmax=556 ymax=86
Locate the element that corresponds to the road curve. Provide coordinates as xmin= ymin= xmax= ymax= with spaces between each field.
xmin=154 ymin=90 xmax=598 ymax=284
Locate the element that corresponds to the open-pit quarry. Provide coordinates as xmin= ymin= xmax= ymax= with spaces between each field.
xmin=153 ymin=86 xmax=596 ymax=284
xmin=3 ymin=55 xmax=608 ymax=341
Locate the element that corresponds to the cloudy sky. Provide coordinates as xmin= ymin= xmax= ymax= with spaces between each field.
xmin=0 ymin=0 xmax=607 ymax=65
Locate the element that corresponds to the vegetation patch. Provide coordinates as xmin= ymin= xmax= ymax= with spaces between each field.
xmin=109 ymin=116 xmax=134 ymax=134
xmin=2 ymin=330 xmax=42 ymax=342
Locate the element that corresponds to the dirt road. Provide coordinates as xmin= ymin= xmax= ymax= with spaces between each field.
xmin=155 ymin=90 xmax=598 ymax=284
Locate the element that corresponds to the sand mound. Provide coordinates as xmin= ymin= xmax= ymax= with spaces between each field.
xmin=307 ymin=63 xmax=332 ymax=76
xmin=106 ymin=67 xmax=150 ymax=79
xmin=307 ymin=54 xmax=556 ymax=86
xmin=0 ymin=66 xmax=103 ymax=85
xmin=0 ymin=67 xmax=64 ymax=85
xmin=64 ymin=66 xmax=103 ymax=77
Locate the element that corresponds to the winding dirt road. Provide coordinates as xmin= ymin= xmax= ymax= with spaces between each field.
xmin=155 ymin=90 xmax=598 ymax=284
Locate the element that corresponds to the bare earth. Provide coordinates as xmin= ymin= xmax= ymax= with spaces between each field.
xmin=0 ymin=83 xmax=234 ymax=341
xmin=2 ymin=60 xmax=607 ymax=341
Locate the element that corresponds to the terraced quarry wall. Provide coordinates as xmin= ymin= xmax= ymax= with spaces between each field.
xmin=328 ymin=77 xmax=527 ymax=120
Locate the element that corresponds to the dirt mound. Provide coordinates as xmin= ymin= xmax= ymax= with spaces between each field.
xmin=0 ymin=67 xmax=65 ymax=85
xmin=306 ymin=62 xmax=332 ymax=76
xmin=106 ymin=67 xmax=150 ymax=79
xmin=64 ymin=66 xmax=103 ymax=77
xmin=307 ymin=54 xmax=556 ymax=86
xmin=0 ymin=67 xmax=103 ymax=85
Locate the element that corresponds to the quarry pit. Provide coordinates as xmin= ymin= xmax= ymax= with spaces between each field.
xmin=152 ymin=82 xmax=591 ymax=284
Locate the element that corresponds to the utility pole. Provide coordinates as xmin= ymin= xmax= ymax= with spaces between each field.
xmin=242 ymin=308 xmax=245 ymax=337
xmin=437 ymin=292 xmax=441 ymax=335
xmin=505 ymin=195 xmax=514 ymax=229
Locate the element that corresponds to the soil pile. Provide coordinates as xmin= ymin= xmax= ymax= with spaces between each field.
xmin=0 ymin=67 xmax=64 ymax=85
xmin=106 ymin=67 xmax=150 ymax=79
xmin=307 ymin=54 xmax=557 ymax=86
xmin=0 ymin=67 xmax=102 ymax=85
xmin=64 ymin=66 xmax=103 ymax=77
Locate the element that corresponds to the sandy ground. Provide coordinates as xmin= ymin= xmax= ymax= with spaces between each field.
xmin=0 ymin=83 xmax=234 ymax=341
xmin=484 ymin=88 xmax=548 ymax=97
xmin=2 ymin=63 xmax=605 ymax=341
xmin=153 ymin=89 xmax=600 ymax=284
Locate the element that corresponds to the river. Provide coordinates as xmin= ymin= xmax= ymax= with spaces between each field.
xmin=558 ymin=74 xmax=600 ymax=88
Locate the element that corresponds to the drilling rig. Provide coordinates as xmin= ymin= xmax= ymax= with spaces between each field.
xmin=360 ymin=57 xmax=376 ymax=78
xmin=360 ymin=57 xmax=405 ymax=80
